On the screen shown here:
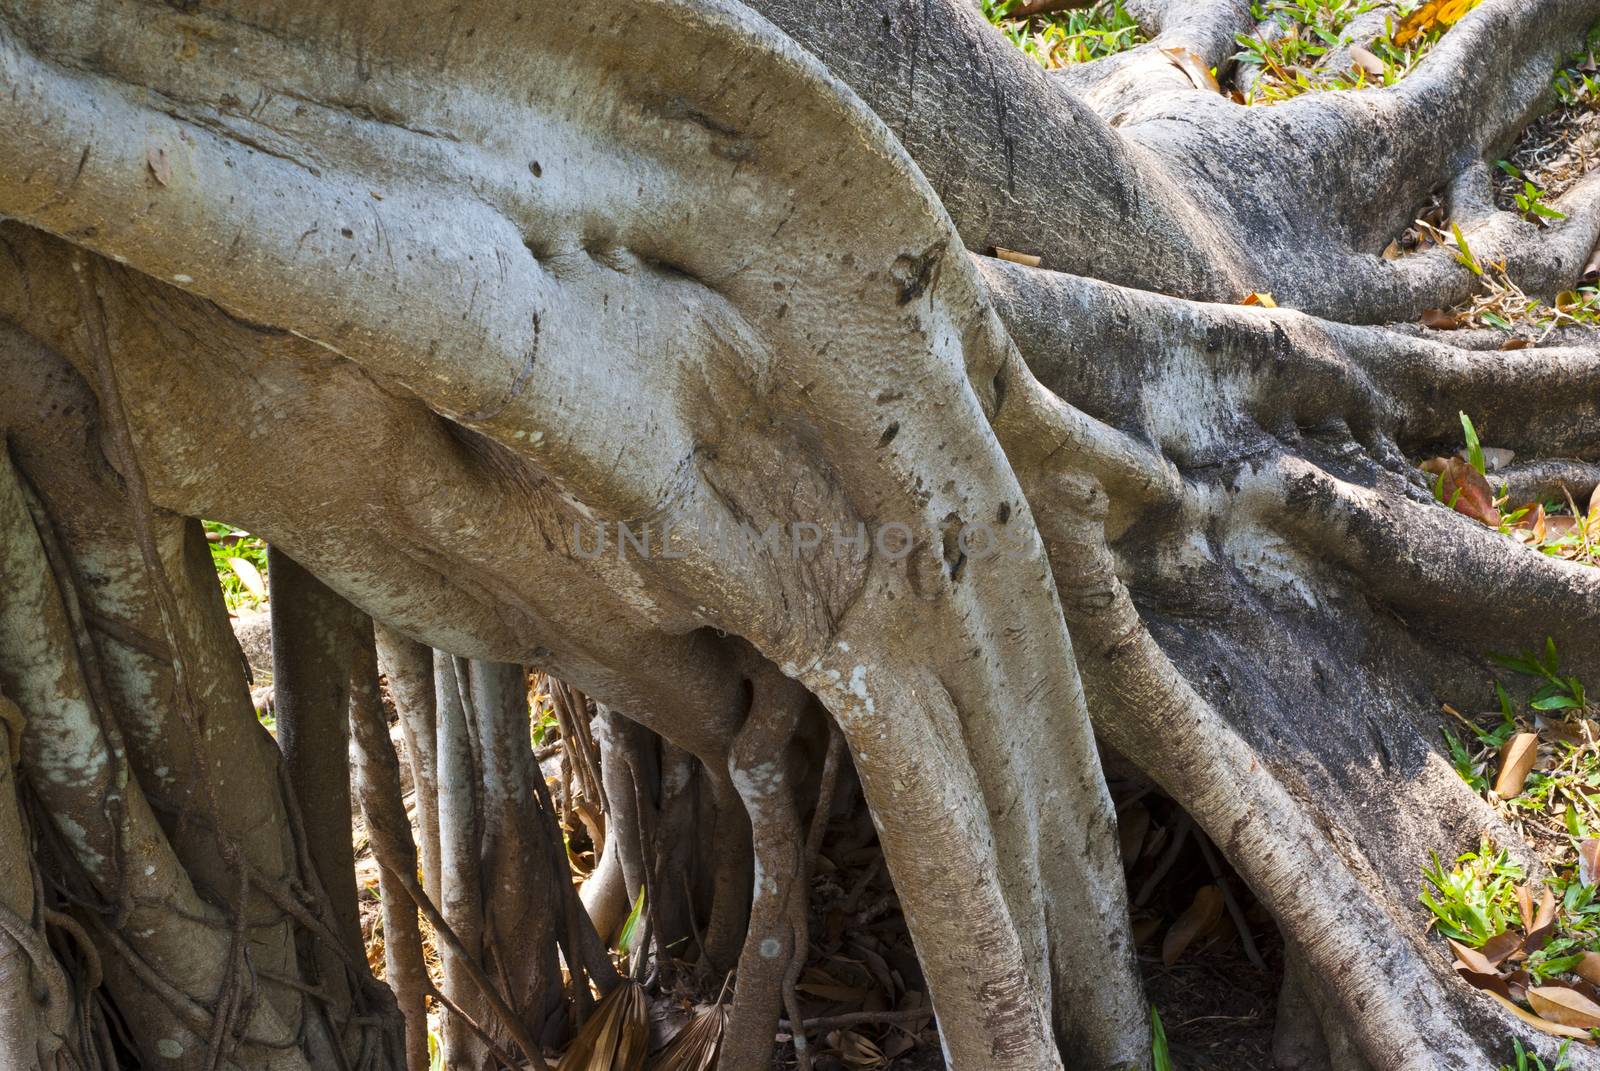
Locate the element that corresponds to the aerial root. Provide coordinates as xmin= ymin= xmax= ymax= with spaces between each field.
xmin=1032 ymin=472 xmax=1479 ymax=1071
xmin=721 ymin=672 xmax=811 ymax=1071
xmin=1248 ymin=456 xmax=1600 ymax=661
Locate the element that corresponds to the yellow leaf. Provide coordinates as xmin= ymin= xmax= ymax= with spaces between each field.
xmin=227 ymin=556 xmax=267 ymax=601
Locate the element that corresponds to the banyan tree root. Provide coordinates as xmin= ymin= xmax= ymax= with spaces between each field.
xmin=0 ymin=0 xmax=1598 ymax=1067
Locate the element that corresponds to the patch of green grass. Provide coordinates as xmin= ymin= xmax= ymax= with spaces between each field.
xmin=1234 ymin=0 xmax=1480 ymax=103
xmin=1420 ymin=838 xmax=1524 ymax=946
xmin=204 ymin=520 xmax=269 ymax=611
xmin=981 ymin=0 xmax=1146 ymax=69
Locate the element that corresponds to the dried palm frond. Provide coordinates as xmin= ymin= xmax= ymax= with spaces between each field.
xmin=647 ymin=1002 xmax=726 ymax=1071
xmin=558 ymin=979 xmax=649 ymax=1071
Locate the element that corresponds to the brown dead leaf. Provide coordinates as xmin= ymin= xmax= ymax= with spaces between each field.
xmin=1494 ymin=733 xmax=1539 ymax=799
xmin=1420 ymin=308 xmax=1462 ymax=330
xmin=1485 ymin=990 xmax=1594 ymax=1040
xmin=1161 ymin=46 xmax=1220 ymax=93
xmin=1577 ymin=952 xmax=1600 ymax=987
xmin=1456 ymin=964 xmax=1512 ymax=997
xmin=1162 ymin=885 xmax=1224 ymax=966
xmin=1448 ymin=937 xmax=1498 ymax=975
xmin=647 ymin=1003 xmax=725 ymax=1071
xmin=1519 ymin=885 xmax=1536 ymax=935
xmin=1420 ymin=457 xmax=1502 ymax=527
xmin=1529 ymin=986 xmax=1600 ymax=1028
xmin=1536 ymin=886 xmax=1558 ymax=932
xmin=1583 ymin=238 xmax=1600 ymax=287
xmin=828 ymin=1029 xmax=886 ymax=1070
xmin=1241 ymin=291 xmax=1277 ymax=308
xmin=1481 ymin=929 xmax=1525 ymax=967
xmin=1499 ymin=337 xmax=1531 ymax=350
xmin=1350 ymin=45 xmax=1386 ymax=76
xmin=1581 ymin=840 xmax=1600 ymax=888
xmin=992 ymin=247 xmax=1042 ymax=268
xmin=559 ymin=980 xmax=649 ymax=1071
xmin=146 ymin=145 xmax=172 ymax=186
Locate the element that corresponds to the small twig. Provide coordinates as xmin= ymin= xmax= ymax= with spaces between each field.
xmin=422 ymin=978 xmax=522 ymax=1071
xmin=779 ymin=1006 xmax=933 ymax=1031
xmin=1135 ymin=812 xmax=1192 ymax=909
xmin=785 ymin=721 xmax=846 ymax=1071
xmin=1196 ymin=832 xmax=1266 ymax=971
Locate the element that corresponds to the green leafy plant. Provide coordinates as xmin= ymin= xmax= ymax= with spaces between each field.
xmin=1492 ymin=638 xmax=1588 ymax=715
xmin=1501 ymin=1038 xmax=1571 ymax=1071
xmin=1420 ymin=840 xmax=1524 ymax=945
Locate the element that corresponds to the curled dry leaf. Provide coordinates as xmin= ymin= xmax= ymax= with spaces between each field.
xmin=1480 ymin=929 xmax=1525 ymax=968
xmin=1456 ymin=964 xmax=1512 ymax=998
xmin=1420 ymin=457 xmax=1502 ymax=528
xmin=1349 ymin=45 xmax=1386 ymax=77
xmin=1485 ymin=990 xmax=1594 ymax=1040
xmin=1494 ymin=733 xmax=1539 ymax=799
xmin=559 ymin=980 xmax=650 ymax=1071
xmin=1162 ymin=884 xmax=1225 ymax=966
xmin=227 ymin=556 xmax=267 ymax=601
xmin=1499 ymin=337 xmax=1531 ymax=350
xmin=146 ymin=144 xmax=172 ymax=186
xmin=1420 ymin=308 xmax=1462 ymax=330
xmin=1529 ymin=986 xmax=1600 ymax=1029
xmin=1448 ymin=937 xmax=1497 ymax=975
xmin=1580 ymin=839 xmax=1600 ymax=888
xmin=1582 ymin=237 xmax=1600 ymax=287
xmin=992 ymin=247 xmax=1042 ymax=268
xmin=1160 ymin=46 xmax=1220 ymax=93
xmin=647 ymin=1003 xmax=726 ymax=1071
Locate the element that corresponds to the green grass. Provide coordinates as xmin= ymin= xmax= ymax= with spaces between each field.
xmin=981 ymin=0 xmax=1145 ymax=69
xmin=204 ymin=520 xmax=269 ymax=611
xmin=1420 ymin=839 xmax=1524 ymax=946
xmin=1234 ymin=0 xmax=1481 ymax=103
xmin=1502 ymin=1038 xmax=1571 ymax=1071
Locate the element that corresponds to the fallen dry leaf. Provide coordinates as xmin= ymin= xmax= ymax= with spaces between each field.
xmin=1421 ymin=457 xmax=1502 ymax=527
xmin=1161 ymin=46 xmax=1220 ymax=93
xmin=1241 ymin=291 xmax=1277 ymax=308
xmin=1529 ymin=986 xmax=1600 ymax=1029
xmin=1393 ymin=0 xmax=1478 ymax=48
xmin=1162 ymin=884 xmax=1224 ymax=966
xmin=1480 ymin=929 xmax=1525 ymax=967
xmin=1420 ymin=308 xmax=1462 ymax=330
xmin=1494 ymin=733 xmax=1539 ymax=799
xmin=992 ymin=247 xmax=1042 ymax=268
xmin=1448 ymin=937 xmax=1497 ymax=975
xmin=1499 ymin=337 xmax=1531 ymax=350
xmin=1581 ymin=839 xmax=1600 ymax=888
xmin=560 ymin=980 xmax=649 ymax=1071
xmin=146 ymin=145 xmax=172 ymax=186
xmin=1350 ymin=45 xmax=1386 ymax=76
xmin=1577 ymin=951 xmax=1600 ymax=987
xmin=1485 ymin=989 xmax=1594 ymax=1040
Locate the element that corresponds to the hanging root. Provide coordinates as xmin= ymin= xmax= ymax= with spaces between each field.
xmin=721 ymin=670 xmax=812 ymax=1070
